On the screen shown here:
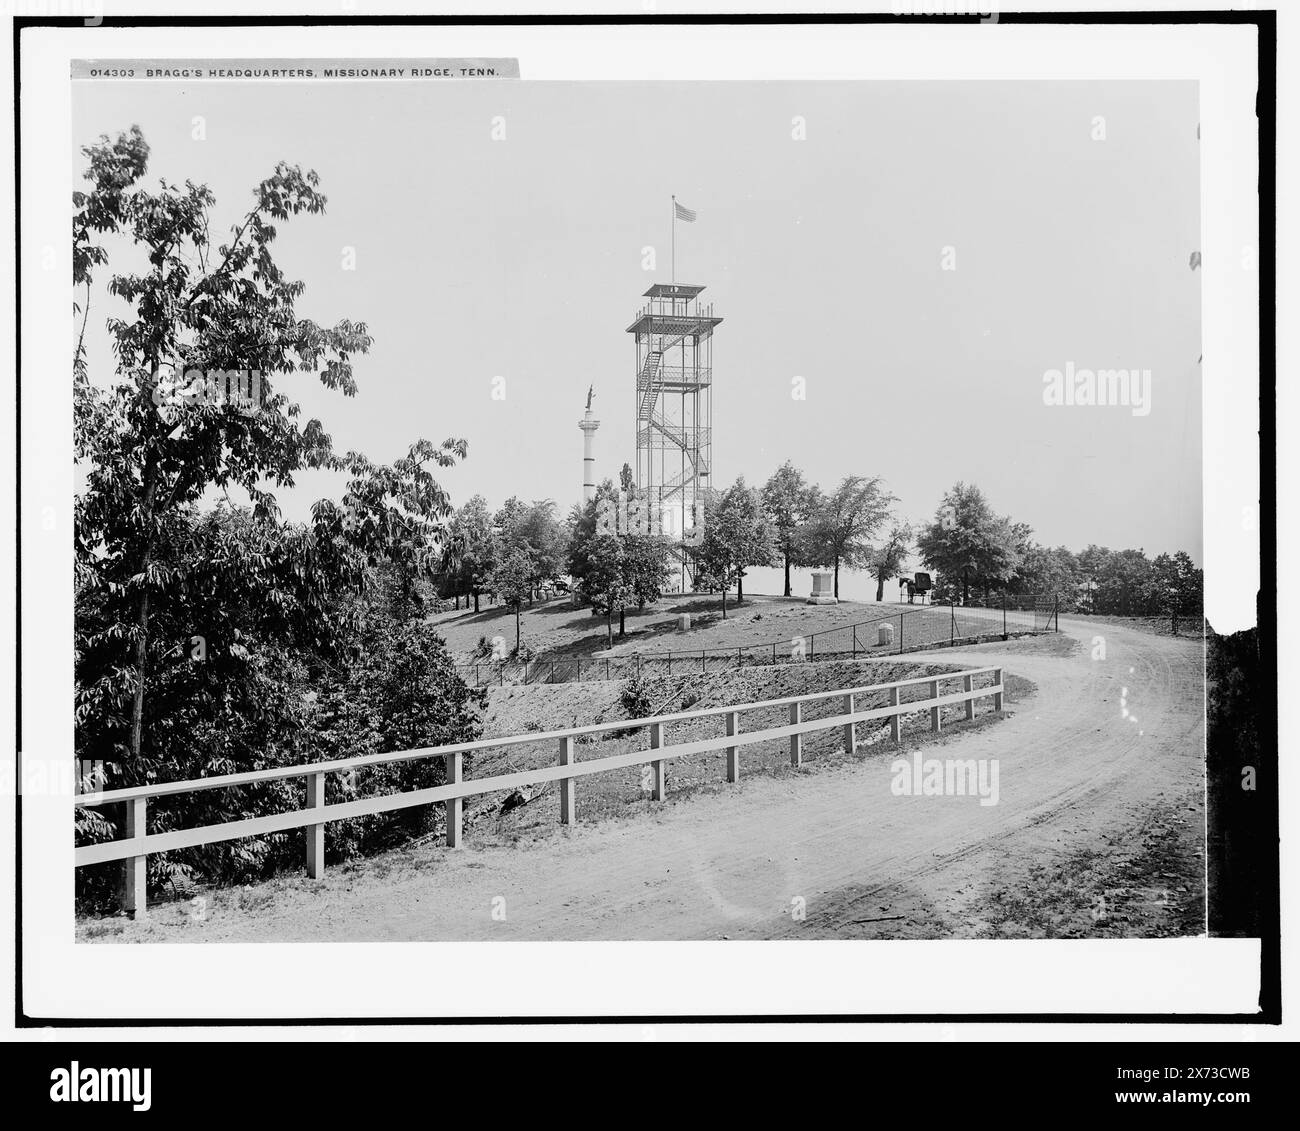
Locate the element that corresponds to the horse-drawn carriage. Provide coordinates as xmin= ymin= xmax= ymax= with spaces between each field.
xmin=898 ymin=571 xmax=933 ymax=605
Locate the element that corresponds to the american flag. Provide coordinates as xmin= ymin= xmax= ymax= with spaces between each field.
xmin=674 ymin=200 xmax=697 ymax=222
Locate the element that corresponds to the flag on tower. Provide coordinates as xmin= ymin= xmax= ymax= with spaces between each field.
xmin=674 ymin=200 xmax=697 ymax=222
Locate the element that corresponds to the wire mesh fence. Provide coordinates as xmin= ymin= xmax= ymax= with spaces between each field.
xmin=459 ymin=594 xmax=1059 ymax=688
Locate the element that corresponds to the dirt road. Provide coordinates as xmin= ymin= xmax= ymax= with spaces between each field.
xmin=94 ymin=616 xmax=1206 ymax=941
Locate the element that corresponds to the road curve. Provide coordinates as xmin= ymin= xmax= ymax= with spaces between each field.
xmin=113 ymin=616 xmax=1206 ymax=942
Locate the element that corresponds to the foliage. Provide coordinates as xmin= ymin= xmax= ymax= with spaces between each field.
xmin=73 ymin=128 xmax=480 ymax=910
xmin=803 ymin=475 xmax=896 ymax=598
xmin=566 ymin=479 xmax=672 ymax=642
xmin=915 ymin=482 xmax=1021 ymax=604
xmin=73 ymin=126 xmax=467 ymax=782
xmin=443 ymin=493 xmax=498 ymax=610
xmin=619 ymin=676 xmax=654 ymax=720
xmin=688 ymin=478 xmax=776 ymax=615
xmin=869 ymin=520 xmax=913 ymax=601
xmin=761 ymin=461 xmax=819 ymax=596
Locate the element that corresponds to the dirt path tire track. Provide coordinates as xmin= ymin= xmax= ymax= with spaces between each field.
xmin=112 ymin=617 xmax=1206 ymax=942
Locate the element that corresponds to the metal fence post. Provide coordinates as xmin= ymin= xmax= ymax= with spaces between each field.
xmin=122 ymin=796 xmax=148 ymax=916
xmin=725 ymin=711 xmax=740 ymax=782
xmin=445 ymin=752 xmax=463 ymax=847
xmin=950 ymin=603 xmax=955 ymax=645
xmin=789 ymin=701 xmax=802 ymax=766
xmin=1003 ymin=595 xmax=1008 ymax=639
xmin=898 ymin=613 xmax=904 ymax=655
xmin=558 ymin=735 xmax=575 ymax=824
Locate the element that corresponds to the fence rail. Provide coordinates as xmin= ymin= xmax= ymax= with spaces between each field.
xmin=76 ymin=665 xmax=1004 ymax=915
xmin=460 ymin=596 xmax=1055 ymax=687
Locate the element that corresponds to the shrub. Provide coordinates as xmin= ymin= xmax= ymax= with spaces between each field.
xmin=620 ymin=676 xmax=654 ymax=720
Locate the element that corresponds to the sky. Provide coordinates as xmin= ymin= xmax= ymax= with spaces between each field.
xmin=74 ymin=77 xmax=1202 ymax=596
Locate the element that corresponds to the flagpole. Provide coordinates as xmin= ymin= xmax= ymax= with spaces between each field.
xmin=671 ymin=194 xmax=676 ymax=284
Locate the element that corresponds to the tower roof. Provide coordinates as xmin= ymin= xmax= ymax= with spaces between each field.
xmin=643 ymin=283 xmax=707 ymax=299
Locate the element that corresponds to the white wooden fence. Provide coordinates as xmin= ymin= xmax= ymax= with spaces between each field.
xmin=76 ymin=666 xmax=1004 ymax=914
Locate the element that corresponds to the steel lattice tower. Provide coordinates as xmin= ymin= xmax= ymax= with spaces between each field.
xmin=627 ymin=283 xmax=722 ymax=589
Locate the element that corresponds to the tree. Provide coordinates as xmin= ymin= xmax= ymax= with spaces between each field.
xmin=804 ymin=476 xmax=896 ymax=599
xmin=688 ymin=479 xmax=776 ymax=617
xmin=1011 ymin=542 xmax=1078 ymax=599
xmin=446 ymin=494 xmax=497 ymax=612
xmin=870 ymin=520 xmax=913 ymax=602
xmin=915 ymin=482 xmax=1021 ymax=605
xmin=72 ymin=126 xmax=467 ymax=780
xmin=1154 ymin=550 xmax=1203 ymax=616
xmin=489 ymin=543 xmax=533 ymax=651
xmin=761 ymin=461 xmax=819 ymax=597
xmin=495 ymin=497 xmax=565 ymax=600
xmin=566 ymin=479 xmax=671 ymax=644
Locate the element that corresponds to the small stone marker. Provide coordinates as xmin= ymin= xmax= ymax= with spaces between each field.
xmin=878 ymin=622 xmax=894 ymax=646
xmin=677 ymin=613 xmax=691 ymax=632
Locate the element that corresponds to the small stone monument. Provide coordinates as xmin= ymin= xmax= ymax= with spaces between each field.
xmin=878 ymin=622 xmax=894 ymax=646
xmin=676 ymin=613 xmax=691 ymax=632
xmin=806 ymin=571 xmax=838 ymax=605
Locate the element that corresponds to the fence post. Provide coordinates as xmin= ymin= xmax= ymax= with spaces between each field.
xmin=445 ymin=752 xmax=463 ymax=847
xmin=964 ymin=673 xmax=975 ymax=720
xmin=725 ymin=711 xmax=740 ymax=782
xmin=701 ymin=651 xmax=705 ymax=674
xmin=889 ymin=685 xmax=901 ymax=743
xmin=304 ymin=772 xmax=326 ymax=878
xmin=772 ymin=642 xmax=777 ymax=665
xmin=122 ymin=796 xmax=148 ymax=917
xmin=1054 ymin=594 xmax=1060 ymax=632
xmin=993 ymin=668 xmax=1004 ymax=712
xmin=606 ymin=658 xmax=610 ymax=680
xmin=843 ymin=693 xmax=856 ymax=754
xmin=667 ymin=652 xmax=672 ymax=676
xmin=558 ymin=735 xmax=575 ymax=825
xmin=650 ymin=722 xmax=667 ymax=800
xmin=1002 ymin=594 xmax=1008 ymax=639
xmin=852 ymin=626 xmax=858 ymax=658
xmin=789 ymin=701 xmax=802 ymax=766
xmin=474 ymin=663 xmax=480 ymax=686
xmin=929 ymin=679 xmax=941 ymax=732
xmin=950 ymin=603 xmax=955 ymax=645
xmin=898 ymin=613 xmax=904 ymax=655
